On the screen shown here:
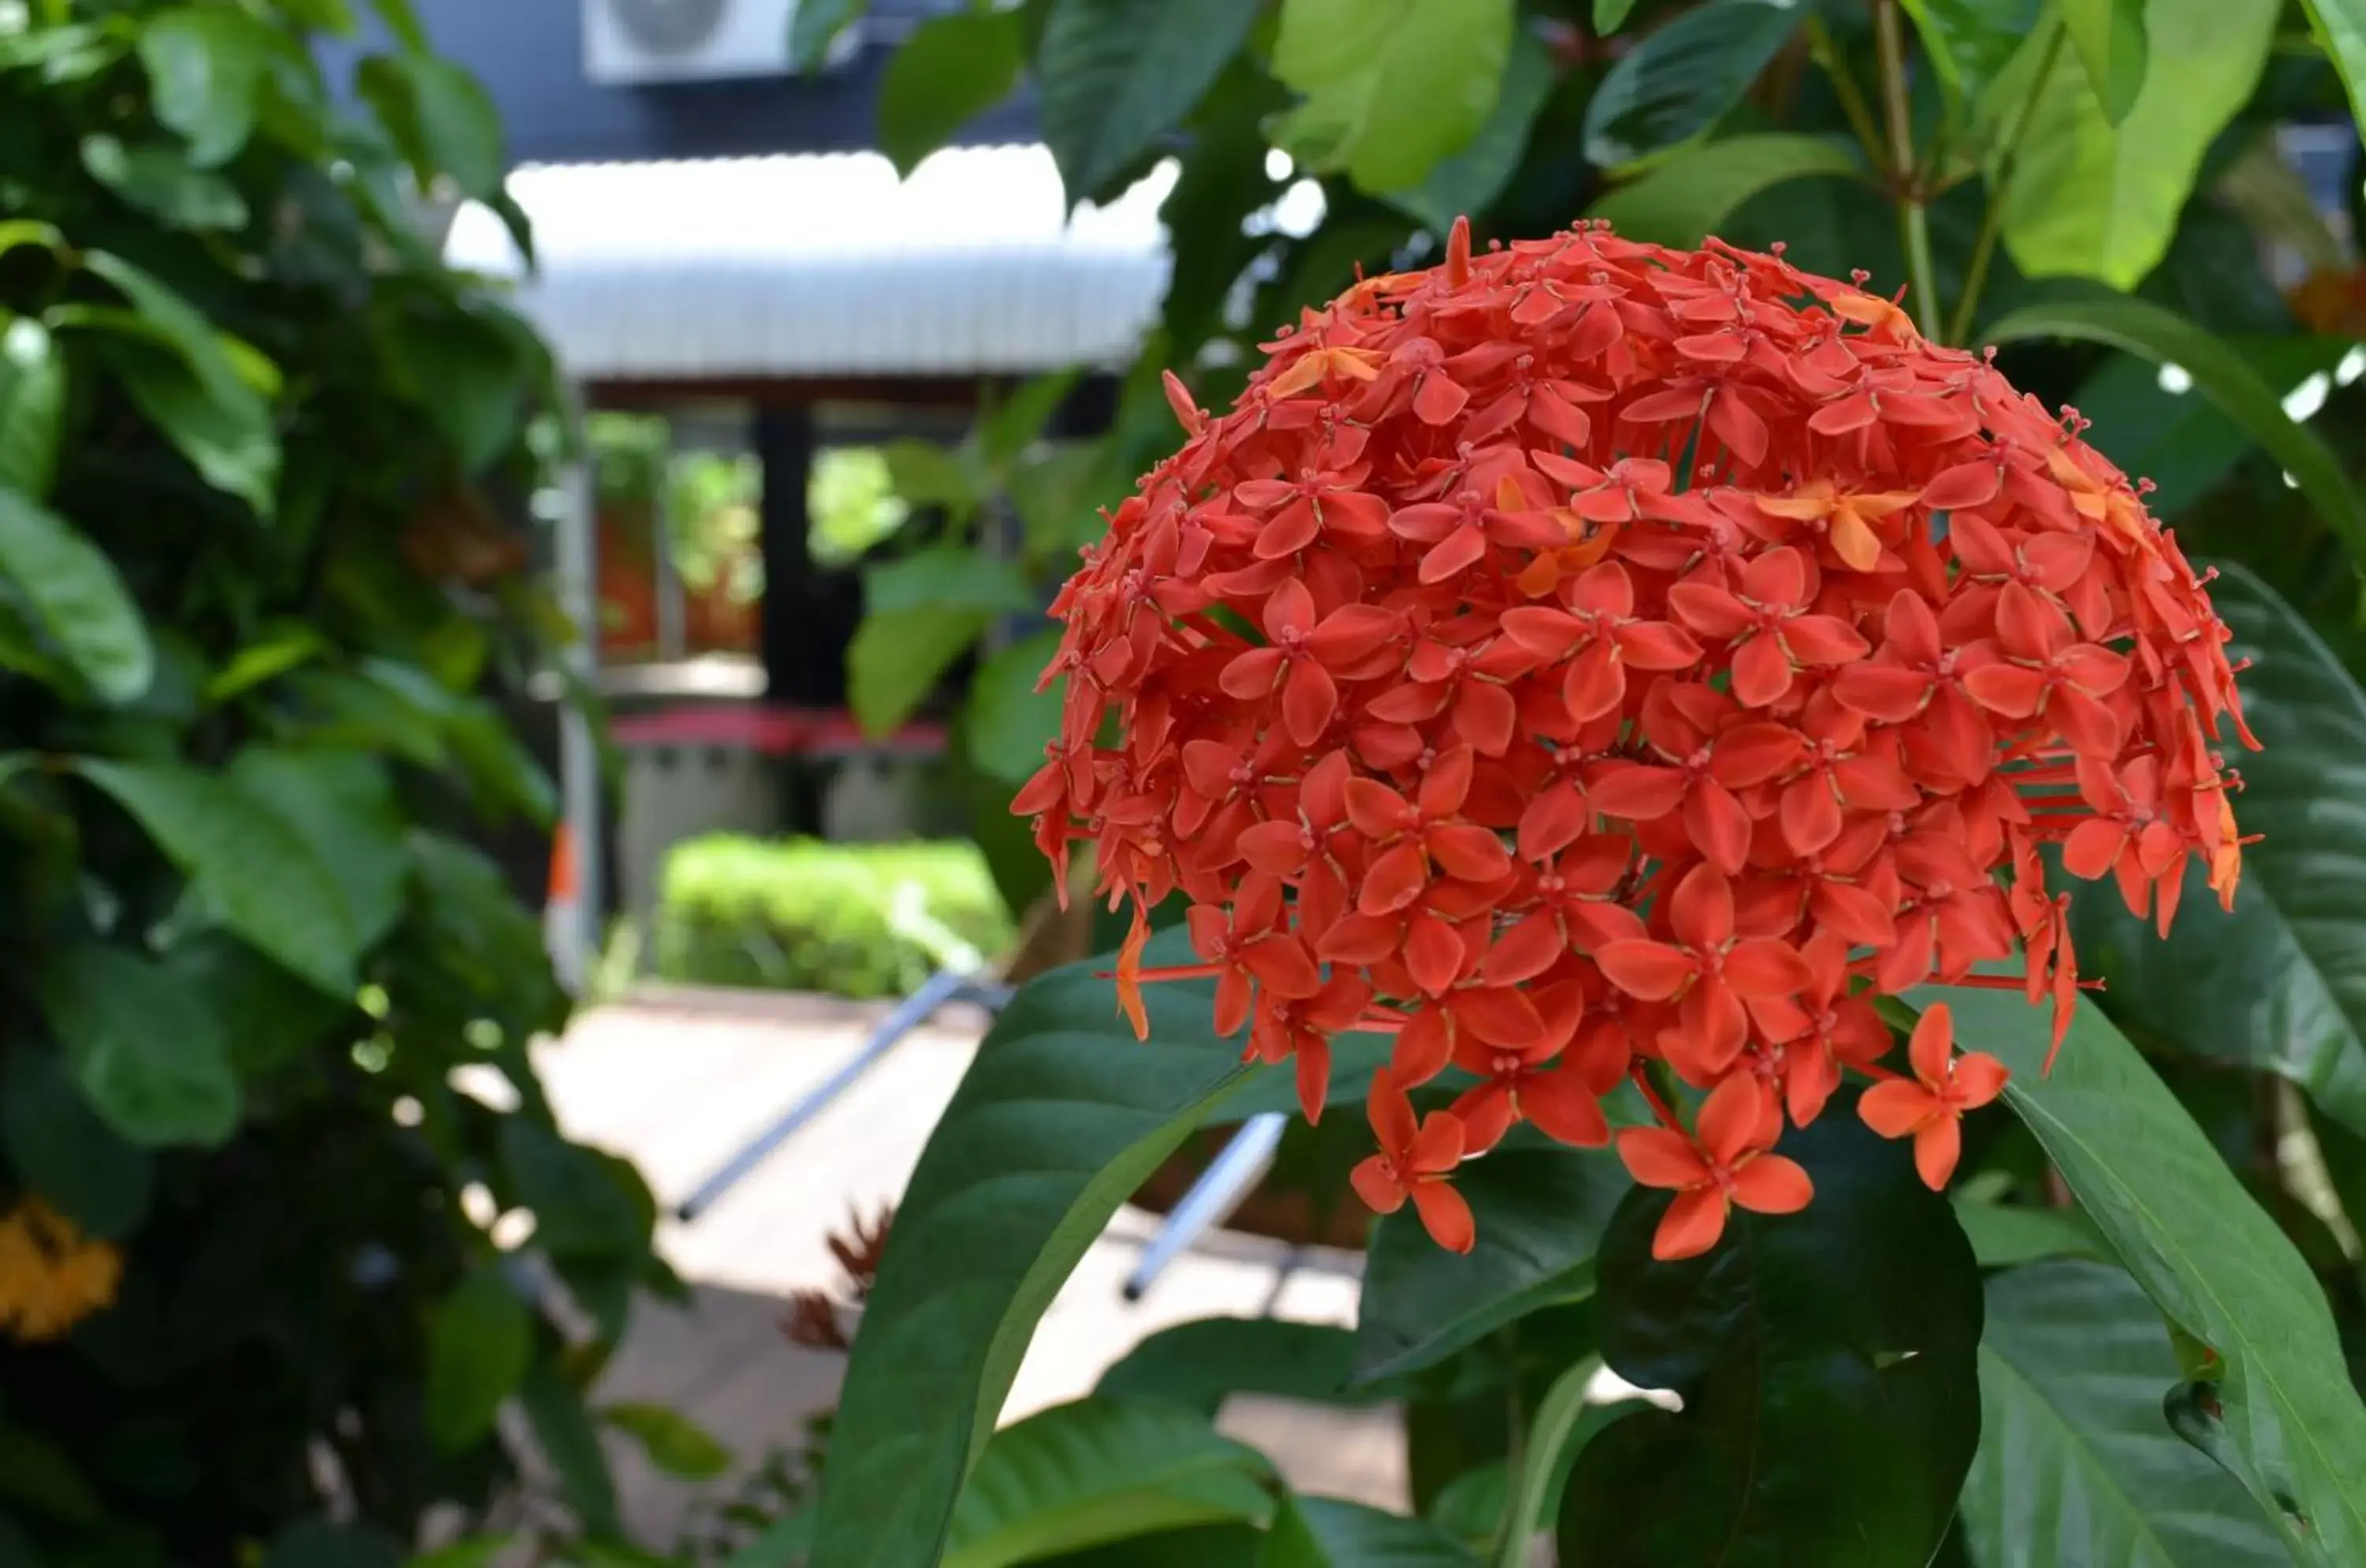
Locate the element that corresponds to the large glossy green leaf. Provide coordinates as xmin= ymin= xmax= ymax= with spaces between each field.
xmin=1921 ymin=985 xmax=2366 ymax=1562
xmin=965 ymin=629 xmax=1063 ymax=787
xmin=1589 ymin=133 xmax=1869 ymax=246
xmin=101 ymin=342 xmax=278 ymax=516
xmin=2062 ymin=0 xmax=2148 ymax=123
xmin=0 ymin=315 xmax=62 ymax=495
xmin=2300 ymin=2 xmax=2366 ymax=156
xmin=1558 ymin=1103 xmax=1983 ymax=1566
xmin=1097 ymin=1317 xmax=1368 ymax=1416
xmin=1356 ymin=1147 xmax=1629 ymax=1382
xmin=848 ymin=606 xmax=988 ymax=737
xmin=0 ymin=1045 xmax=154 ymax=1238
xmin=876 ymin=10 xmax=1024 ymax=178
xmin=789 ymin=0 xmax=868 ymax=70
xmin=425 ymin=1264 xmax=532 ymax=1453
xmin=395 ymin=308 xmax=532 ymax=475
xmin=35 ymin=943 xmax=238 ymax=1148
xmin=0 ymin=487 xmax=152 ymax=704
xmin=356 ymin=52 xmax=505 ymax=200
xmin=138 ymin=4 xmax=278 ymax=165
xmin=1385 ymin=31 xmax=1555 ymax=237
xmin=80 ymin=758 xmax=358 ymax=997
xmin=944 ymin=1398 xmax=1274 ymax=1568
xmin=1953 ymin=1200 xmax=2111 ymax=1267
xmin=1984 ymin=0 xmax=2275 ymax=288
xmin=865 ymin=547 xmax=1036 ymax=618
xmin=80 ymin=134 xmax=249 ymax=231
xmin=1270 ymin=0 xmax=1513 ymax=193
xmin=1958 ymin=1260 xmax=2284 ymax=1567
xmin=1262 ymin=1496 xmax=1480 ymax=1566
xmin=1037 ymin=0 xmax=1263 ymax=205
xmin=1903 ymin=0 xmax=2038 ymax=113
xmin=2068 ymin=563 xmax=2366 ymax=1135
xmin=1982 ymin=300 xmax=2366 ymax=566
xmin=808 ymin=964 xmax=1260 ymax=1568
xmin=1581 ymin=0 xmax=1801 ymax=168
xmin=230 ymin=749 xmax=407 ymax=953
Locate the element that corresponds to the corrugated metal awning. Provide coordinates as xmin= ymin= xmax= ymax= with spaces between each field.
xmin=442 ymin=145 xmax=1174 ymax=381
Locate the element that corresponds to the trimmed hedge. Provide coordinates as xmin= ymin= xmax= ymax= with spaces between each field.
xmin=654 ymin=835 xmax=1014 ymax=998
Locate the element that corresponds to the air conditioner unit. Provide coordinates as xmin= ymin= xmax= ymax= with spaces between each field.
xmin=584 ymin=0 xmax=857 ymax=85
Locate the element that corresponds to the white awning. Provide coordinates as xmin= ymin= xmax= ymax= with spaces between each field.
xmin=444 ymin=145 xmax=1176 ymax=380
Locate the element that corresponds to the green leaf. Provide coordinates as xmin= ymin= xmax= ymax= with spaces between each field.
xmin=1960 ymin=1260 xmax=2285 ymax=1566
xmin=100 ymin=342 xmax=278 ymax=516
xmin=368 ymin=0 xmax=427 ymax=51
xmin=0 ymin=1425 xmax=103 ymax=1521
xmin=1589 ymin=133 xmax=1869 ymax=246
xmin=395 ymin=308 xmax=532 ymax=475
xmin=1595 ymin=0 xmax=1640 ymax=34
xmin=945 ymin=1398 xmax=1275 ymax=1568
xmin=2067 ymin=562 xmax=2366 ymax=1136
xmin=1951 ymin=1200 xmax=2112 ymax=1267
xmin=604 ymin=1402 xmax=733 ymax=1480
xmin=1038 ymin=0 xmax=1264 ymax=205
xmin=519 ymin=1363 xmax=619 ymax=1536
xmin=0 ymin=1046 xmax=154 ymax=1238
xmin=1385 ymin=31 xmax=1556 ymax=237
xmin=1983 ymin=0 xmax=2275 ymax=288
xmin=1902 ymin=0 xmax=2036 ymax=110
xmin=965 ymin=630 xmax=1063 ymax=789
xmin=0 ymin=486 xmax=152 ymax=704
xmin=1981 ymin=300 xmax=2366 ymax=570
xmin=279 ymin=0 xmax=358 ymax=33
xmin=865 ymin=547 xmax=1036 ymax=618
xmin=789 ymin=0 xmax=868 ymax=69
xmin=80 ymin=759 xmax=359 ymax=997
xmin=1270 ymin=0 xmax=1515 ymax=193
xmin=206 ymin=623 xmax=328 ymax=704
xmin=1558 ymin=1101 xmax=1983 ymax=1567
xmin=358 ymin=53 xmax=505 ymax=200
xmin=876 ymin=10 xmax=1024 ymax=178
xmin=2301 ymin=2 xmax=2366 ymax=162
xmin=35 ymin=943 xmax=237 ymax=1148
xmin=426 ymin=1264 xmax=532 ymax=1452
xmin=1261 ymin=1495 xmax=1480 ymax=1566
xmin=848 ymin=607 xmax=988 ymax=737
xmin=230 ymin=749 xmax=407 ymax=954
xmin=808 ymin=965 xmax=1263 ymax=1568
xmin=2062 ymin=0 xmax=2148 ymax=124
xmin=80 ymin=135 xmax=249 ymax=230
xmin=1922 ymin=985 xmax=2366 ymax=1562
xmin=0 ymin=315 xmax=62 ymax=496
xmin=1096 ymin=1317 xmax=1367 ymax=1417
xmin=163 ymin=930 xmax=347 ymax=1080
xmin=1581 ymin=0 xmax=1801 ymax=168
xmin=882 ymin=436 xmax=981 ymax=514
xmin=1496 ymin=1356 xmax=1614 ymax=1568
xmin=1357 ymin=1147 xmax=1629 ymax=1382
xmin=139 ymin=5 xmax=278 ymax=165
xmin=401 ymin=1540 xmax=517 ymax=1568
xmin=499 ymin=1120 xmax=646 ymax=1260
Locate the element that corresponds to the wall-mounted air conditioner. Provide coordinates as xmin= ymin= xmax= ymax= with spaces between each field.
xmin=584 ymin=0 xmax=858 ymax=85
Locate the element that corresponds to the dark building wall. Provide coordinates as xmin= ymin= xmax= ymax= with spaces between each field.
xmin=315 ymin=0 xmax=1036 ymax=166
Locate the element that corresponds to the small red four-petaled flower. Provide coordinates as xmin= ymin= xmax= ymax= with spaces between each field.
xmin=1023 ymin=219 xmax=2254 ymax=1261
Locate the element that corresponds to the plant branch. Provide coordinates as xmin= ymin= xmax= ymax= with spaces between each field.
xmin=1802 ymin=14 xmax=1886 ymax=171
xmin=1946 ymin=21 xmax=2068 ymax=346
xmin=1872 ymin=0 xmax=1941 ymax=339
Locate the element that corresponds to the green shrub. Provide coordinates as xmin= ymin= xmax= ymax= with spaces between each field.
xmin=0 ymin=3 xmax=680 ymax=1559
xmin=654 ymin=836 xmax=1014 ymax=999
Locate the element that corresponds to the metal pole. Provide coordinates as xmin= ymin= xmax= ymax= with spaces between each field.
xmin=1121 ymin=1113 xmax=1287 ymax=1301
xmin=553 ymin=386 xmax=603 ymax=995
xmin=673 ymin=965 xmax=998 ymax=1223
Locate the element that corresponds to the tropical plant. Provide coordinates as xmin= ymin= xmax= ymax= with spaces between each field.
xmin=789 ymin=1 xmax=2366 ymax=1564
xmin=0 ymin=0 xmax=692 ymax=1558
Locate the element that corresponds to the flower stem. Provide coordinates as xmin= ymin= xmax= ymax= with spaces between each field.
xmin=1946 ymin=21 xmax=2068 ymax=346
xmin=1871 ymin=0 xmax=1941 ymax=341
xmin=1803 ymin=14 xmax=1886 ymax=172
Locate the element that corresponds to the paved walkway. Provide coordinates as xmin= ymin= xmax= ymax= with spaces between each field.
xmin=533 ymin=991 xmax=1406 ymax=1546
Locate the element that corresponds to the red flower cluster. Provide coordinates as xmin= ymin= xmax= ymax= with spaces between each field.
xmin=1019 ymin=222 xmax=2252 ymax=1260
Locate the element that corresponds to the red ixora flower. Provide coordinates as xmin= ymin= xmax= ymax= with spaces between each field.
xmin=1022 ymin=219 xmax=2254 ymax=1260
